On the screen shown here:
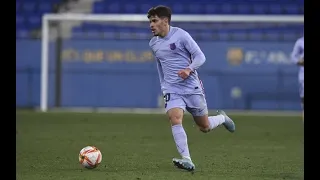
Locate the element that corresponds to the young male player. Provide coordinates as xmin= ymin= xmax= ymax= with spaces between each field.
xmin=291 ymin=36 xmax=304 ymax=121
xmin=147 ymin=5 xmax=236 ymax=171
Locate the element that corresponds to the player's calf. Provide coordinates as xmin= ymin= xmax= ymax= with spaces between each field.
xmin=194 ymin=115 xmax=225 ymax=133
xmin=301 ymin=97 xmax=304 ymax=122
xmin=192 ymin=111 xmax=235 ymax=133
xmin=192 ymin=115 xmax=211 ymax=133
xmin=167 ymin=108 xmax=192 ymax=161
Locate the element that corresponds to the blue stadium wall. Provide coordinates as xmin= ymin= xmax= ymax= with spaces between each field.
xmin=16 ymin=39 xmax=301 ymax=110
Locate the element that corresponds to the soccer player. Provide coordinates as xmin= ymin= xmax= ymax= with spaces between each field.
xmin=147 ymin=5 xmax=236 ymax=171
xmin=291 ymin=36 xmax=304 ymax=121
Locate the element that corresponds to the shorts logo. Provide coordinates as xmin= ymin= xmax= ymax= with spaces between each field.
xmin=170 ymin=43 xmax=176 ymax=50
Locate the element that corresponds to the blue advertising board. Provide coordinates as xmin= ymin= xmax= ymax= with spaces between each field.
xmin=16 ymin=39 xmax=301 ymax=110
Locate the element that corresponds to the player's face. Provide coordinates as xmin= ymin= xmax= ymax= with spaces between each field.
xmin=149 ymin=16 xmax=167 ymax=36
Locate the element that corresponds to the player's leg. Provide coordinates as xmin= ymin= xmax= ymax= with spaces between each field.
xmin=164 ymin=93 xmax=195 ymax=171
xmin=193 ymin=110 xmax=235 ymax=133
xmin=185 ymin=94 xmax=235 ymax=133
xmin=301 ymin=97 xmax=304 ymax=122
xmin=299 ymin=80 xmax=304 ymax=122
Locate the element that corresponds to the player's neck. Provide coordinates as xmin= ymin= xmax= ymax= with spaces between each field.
xmin=159 ymin=26 xmax=170 ymax=38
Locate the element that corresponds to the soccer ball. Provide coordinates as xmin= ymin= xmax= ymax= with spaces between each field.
xmin=79 ymin=146 xmax=102 ymax=169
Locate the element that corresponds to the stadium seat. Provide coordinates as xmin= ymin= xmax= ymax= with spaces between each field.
xmin=204 ymin=4 xmax=221 ymax=14
xmin=284 ymin=4 xmax=299 ymax=14
xmin=232 ymin=32 xmax=248 ymax=41
xmin=16 ymin=0 xmax=63 ymax=37
xmin=253 ymin=4 xmax=268 ymax=14
xmin=84 ymin=23 xmax=102 ymax=33
xmin=38 ymin=3 xmax=53 ymax=12
xmin=16 ymin=0 xmax=303 ymax=41
xmin=16 ymin=2 xmax=21 ymax=12
xmin=16 ymin=15 xmax=24 ymax=25
xmin=119 ymin=28 xmax=133 ymax=39
xmin=198 ymin=31 xmax=214 ymax=40
xmin=28 ymin=15 xmax=41 ymax=29
xmin=101 ymin=26 xmax=117 ymax=32
xmin=299 ymin=6 xmax=304 ymax=14
xmin=93 ymin=2 xmax=105 ymax=14
xmin=16 ymin=27 xmax=29 ymax=38
xmin=269 ymin=4 xmax=282 ymax=14
xmin=107 ymin=3 xmax=121 ymax=13
xmin=124 ymin=3 xmax=138 ymax=13
xmin=90 ymin=0 xmax=303 ymax=15
xmin=217 ymin=31 xmax=231 ymax=41
xmin=248 ymin=32 xmax=263 ymax=41
xmin=101 ymin=26 xmax=118 ymax=39
xmin=236 ymin=4 xmax=252 ymax=14
xmin=72 ymin=27 xmax=86 ymax=39
xmin=187 ymin=4 xmax=202 ymax=14
xmin=172 ymin=4 xmax=184 ymax=14
xmin=23 ymin=2 xmax=36 ymax=12
xmin=140 ymin=4 xmax=153 ymax=13
xmin=221 ymin=4 xmax=234 ymax=14
xmin=283 ymin=33 xmax=297 ymax=41
xmin=87 ymin=30 xmax=101 ymax=39
xmin=265 ymin=32 xmax=280 ymax=41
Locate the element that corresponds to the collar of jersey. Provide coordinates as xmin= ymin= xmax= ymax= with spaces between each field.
xmin=158 ymin=26 xmax=173 ymax=40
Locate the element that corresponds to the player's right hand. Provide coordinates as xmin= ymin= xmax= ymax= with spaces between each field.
xmin=298 ymin=58 xmax=304 ymax=66
xmin=178 ymin=68 xmax=192 ymax=79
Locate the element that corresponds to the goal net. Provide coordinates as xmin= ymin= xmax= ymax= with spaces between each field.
xmin=40 ymin=14 xmax=304 ymax=112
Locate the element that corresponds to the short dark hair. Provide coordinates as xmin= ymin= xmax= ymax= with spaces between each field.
xmin=147 ymin=5 xmax=172 ymax=23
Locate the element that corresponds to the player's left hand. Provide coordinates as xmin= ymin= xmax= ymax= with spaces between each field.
xmin=298 ymin=58 xmax=304 ymax=66
xmin=178 ymin=68 xmax=192 ymax=79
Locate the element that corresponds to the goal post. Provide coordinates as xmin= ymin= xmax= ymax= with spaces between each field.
xmin=40 ymin=13 xmax=304 ymax=112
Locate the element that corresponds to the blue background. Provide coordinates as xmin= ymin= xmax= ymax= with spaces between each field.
xmin=16 ymin=39 xmax=300 ymax=110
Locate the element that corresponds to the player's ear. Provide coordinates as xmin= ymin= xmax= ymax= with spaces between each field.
xmin=163 ymin=17 xmax=168 ymax=24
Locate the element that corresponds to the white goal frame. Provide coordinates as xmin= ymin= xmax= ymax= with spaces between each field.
xmin=40 ymin=13 xmax=304 ymax=112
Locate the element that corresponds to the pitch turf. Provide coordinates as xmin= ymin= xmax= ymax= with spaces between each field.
xmin=16 ymin=111 xmax=303 ymax=180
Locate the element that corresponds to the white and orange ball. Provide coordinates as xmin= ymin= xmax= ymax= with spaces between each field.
xmin=79 ymin=146 xmax=102 ymax=169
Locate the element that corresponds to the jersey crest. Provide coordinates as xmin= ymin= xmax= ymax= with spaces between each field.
xmin=169 ymin=43 xmax=176 ymax=50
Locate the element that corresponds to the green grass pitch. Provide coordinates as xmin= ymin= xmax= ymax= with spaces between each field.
xmin=16 ymin=111 xmax=303 ymax=180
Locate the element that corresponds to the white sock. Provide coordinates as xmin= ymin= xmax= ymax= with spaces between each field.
xmin=171 ymin=124 xmax=191 ymax=160
xmin=208 ymin=115 xmax=225 ymax=130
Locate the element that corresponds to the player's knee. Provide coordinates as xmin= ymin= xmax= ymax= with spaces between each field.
xmin=169 ymin=114 xmax=183 ymax=125
xmin=167 ymin=108 xmax=183 ymax=125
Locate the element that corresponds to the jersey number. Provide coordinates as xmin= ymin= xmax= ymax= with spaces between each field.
xmin=163 ymin=94 xmax=170 ymax=108
xmin=164 ymin=93 xmax=170 ymax=102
